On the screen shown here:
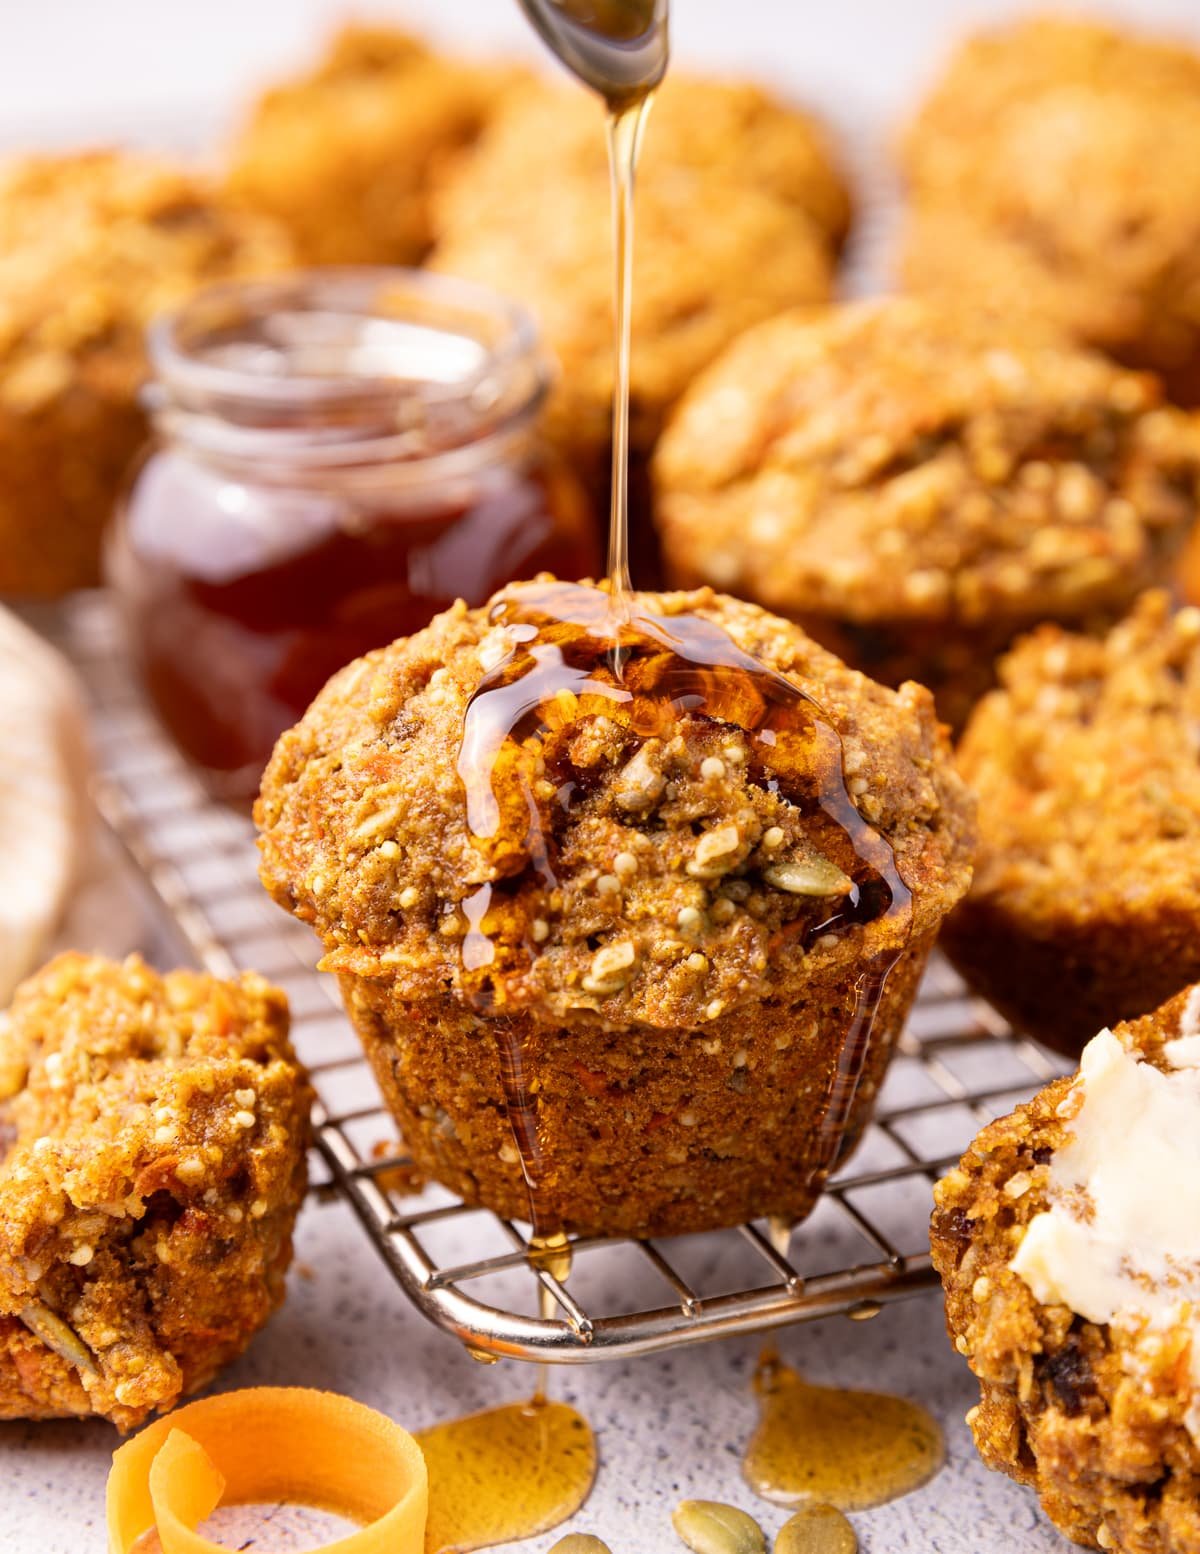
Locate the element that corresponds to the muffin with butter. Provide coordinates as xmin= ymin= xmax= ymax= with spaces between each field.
xmin=945 ymin=592 xmax=1200 ymax=1054
xmin=0 ymin=151 xmax=294 ymax=595
xmin=431 ymin=78 xmax=847 ymax=512
xmin=256 ymin=581 xmax=972 ymax=1238
xmin=932 ymin=980 xmax=1200 ymax=1554
xmin=654 ymin=299 xmax=1200 ymax=730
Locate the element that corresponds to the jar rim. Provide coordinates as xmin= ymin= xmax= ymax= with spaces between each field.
xmin=144 ymin=267 xmax=551 ymax=474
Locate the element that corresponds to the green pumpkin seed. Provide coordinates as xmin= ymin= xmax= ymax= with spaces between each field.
xmin=775 ymin=1505 xmax=857 ymax=1554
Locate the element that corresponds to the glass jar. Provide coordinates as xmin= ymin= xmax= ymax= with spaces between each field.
xmin=108 ymin=269 xmax=598 ymax=800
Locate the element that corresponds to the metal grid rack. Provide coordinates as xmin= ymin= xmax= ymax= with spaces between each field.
xmin=44 ymin=595 xmax=1066 ymax=1365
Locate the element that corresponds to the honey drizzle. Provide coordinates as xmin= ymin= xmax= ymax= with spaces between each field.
xmin=743 ymin=1353 xmax=944 ymax=1513
xmin=469 ymin=0 xmax=910 ymax=1265
xmin=605 ymin=96 xmax=652 ymax=602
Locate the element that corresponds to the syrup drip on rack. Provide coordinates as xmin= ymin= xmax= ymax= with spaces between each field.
xmin=743 ymin=1349 xmax=944 ymax=1512
xmin=418 ymin=1395 xmax=596 ymax=1552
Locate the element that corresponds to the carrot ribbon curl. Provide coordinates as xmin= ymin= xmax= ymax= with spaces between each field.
xmin=106 ymin=1386 xmax=427 ymax=1554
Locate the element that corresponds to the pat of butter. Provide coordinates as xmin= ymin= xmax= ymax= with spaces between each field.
xmin=1010 ymin=1003 xmax=1200 ymax=1441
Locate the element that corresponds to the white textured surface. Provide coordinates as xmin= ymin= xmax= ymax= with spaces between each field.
xmin=2 ymin=1196 xmax=1069 ymax=1554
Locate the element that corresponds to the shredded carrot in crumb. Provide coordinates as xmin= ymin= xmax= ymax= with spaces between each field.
xmin=105 ymin=1386 xmax=427 ymax=1554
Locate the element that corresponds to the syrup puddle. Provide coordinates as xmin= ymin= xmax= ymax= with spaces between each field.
xmin=417 ymin=1395 xmax=596 ymax=1554
xmin=743 ymin=1350 xmax=943 ymax=1512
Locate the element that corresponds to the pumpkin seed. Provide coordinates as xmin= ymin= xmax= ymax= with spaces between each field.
xmin=672 ymin=1499 xmax=766 ymax=1554
xmin=775 ymin=1505 xmax=857 ymax=1554
xmin=548 ymin=1537 xmax=613 ymax=1554
xmin=20 ymin=1301 xmax=98 ymax=1377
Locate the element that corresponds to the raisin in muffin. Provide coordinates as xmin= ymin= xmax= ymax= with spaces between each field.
xmin=431 ymin=78 xmax=846 ymax=514
xmin=898 ymin=15 xmax=1200 ymax=402
xmin=654 ymin=299 xmax=1200 ymax=731
xmin=256 ymin=580 xmax=972 ymax=1238
xmin=0 ymin=151 xmax=294 ymax=596
xmin=945 ymin=593 xmax=1200 ymax=1055
xmin=932 ymin=982 xmax=1200 ymax=1554
xmin=227 ymin=25 xmax=526 ymax=266
xmin=0 ymin=953 xmax=310 ymax=1430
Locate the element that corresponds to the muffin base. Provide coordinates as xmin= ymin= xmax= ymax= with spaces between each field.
xmin=339 ymin=926 xmax=936 ymax=1239
xmin=942 ymin=895 xmax=1200 ymax=1058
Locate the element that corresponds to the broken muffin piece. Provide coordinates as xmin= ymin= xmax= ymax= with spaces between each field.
xmin=0 ymin=953 xmax=310 ymax=1431
xmin=932 ymin=982 xmax=1200 ymax=1554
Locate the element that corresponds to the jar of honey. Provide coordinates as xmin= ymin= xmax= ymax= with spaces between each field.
xmin=108 ymin=269 xmax=598 ymax=799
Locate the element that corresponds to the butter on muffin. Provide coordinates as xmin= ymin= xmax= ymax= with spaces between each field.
xmin=0 ymin=151 xmax=294 ymax=596
xmin=227 ymin=25 xmax=526 ymax=266
xmin=0 ymin=953 xmax=310 ymax=1430
xmin=945 ymin=593 xmax=1200 ymax=1055
xmin=653 ymin=299 xmax=1200 ymax=730
xmin=898 ymin=16 xmax=1200 ymax=400
xmin=431 ymin=79 xmax=846 ymax=502
xmin=932 ymin=982 xmax=1200 ymax=1554
xmin=256 ymin=581 xmax=972 ymax=1238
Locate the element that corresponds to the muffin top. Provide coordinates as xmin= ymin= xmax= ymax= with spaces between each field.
xmin=957 ymin=592 xmax=1200 ymax=923
xmin=430 ymin=80 xmax=841 ymax=460
xmin=653 ymin=299 xmax=1200 ymax=626
xmin=901 ymin=13 xmax=1200 ymax=196
xmin=0 ymin=151 xmax=293 ymax=414
xmin=227 ymin=25 xmax=524 ymax=265
xmin=256 ymin=582 xmax=974 ymax=1029
xmin=898 ymin=18 xmax=1200 ymax=373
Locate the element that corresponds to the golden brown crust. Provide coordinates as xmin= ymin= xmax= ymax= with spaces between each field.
xmin=430 ymin=80 xmax=842 ymax=481
xmin=0 ymin=151 xmax=294 ymax=595
xmin=256 ymin=581 xmax=973 ymax=1233
xmin=0 ymin=953 xmax=311 ymax=1430
xmin=654 ymin=299 xmax=1200 ymax=728
xmin=932 ymin=983 xmax=1200 ymax=1553
xmin=898 ymin=17 xmax=1200 ymax=395
xmin=945 ymin=592 xmax=1200 ymax=1055
xmin=227 ymin=25 xmax=526 ymax=266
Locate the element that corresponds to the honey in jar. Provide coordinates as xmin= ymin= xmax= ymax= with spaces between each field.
xmin=107 ymin=269 xmax=598 ymax=799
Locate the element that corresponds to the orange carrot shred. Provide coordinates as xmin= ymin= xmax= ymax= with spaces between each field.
xmin=106 ymin=1386 xmax=427 ymax=1554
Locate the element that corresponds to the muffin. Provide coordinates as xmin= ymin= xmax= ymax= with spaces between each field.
xmin=227 ymin=25 xmax=525 ymax=266
xmin=431 ymin=79 xmax=846 ymax=508
xmin=945 ymin=592 xmax=1200 ymax=1056
xmin=932 ymin=982 xmax=1200 ymax=1554
xmin=0 ymin=953 xmax=311 ymax=1430
xmin=653 ymin=299 xmax=1200 ymax=731
xmin=256 ymin=580 xmax=973 ymax=1238
xmin=0 ymin=151 xmax=294 ymax=596
xmin=898 ymin=16 xmax=1200 ymax=400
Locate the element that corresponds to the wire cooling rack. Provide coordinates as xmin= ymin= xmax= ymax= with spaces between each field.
xmin=40 ymin=594 xmax=1065 ymax=1364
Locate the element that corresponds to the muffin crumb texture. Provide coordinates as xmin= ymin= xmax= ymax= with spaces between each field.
xmin=946 ymin=591 xmax=1200 ymax=1054
xmin=654 ymin=298 xmax=1200 ymax=728
xmin=0 ymin=953 xmax=310 ymax=1430
xmin=0 ymin=150 xmax=294 ymax=595
xmin=932 ymin=982 xmax=1200 ymax=1554
xmin=257 ymin=583 xmax=973 ymax=1235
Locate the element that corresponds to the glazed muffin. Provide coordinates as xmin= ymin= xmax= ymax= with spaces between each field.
xmin=932 ymin=982 xmax=1200 ymax=1553
xmin=945 ymin=593 xmax=1200 ymax=1056
xmin=898 ymin=16 xmax=1200 ymax=400
xmin=0 ymin=953 xmax=311 ymax=1430
xmin=653 ymin=299 xmax=1200 ymax=731
xmin=431 ymin=79 xmax=845 ymax=503
xmin=256 ymin=580 xmax=973 ymax=1238
xmin=227 ymin=25 xmax=525 ymax=266
xmin=0 ymin=151 xmax=294 ymax=596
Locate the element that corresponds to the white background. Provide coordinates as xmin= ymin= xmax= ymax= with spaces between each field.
xmin=4 ymin=4 xmax=1200 ymax=1552
xmin=2 ymin=0 xmax=1200 ymax=151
